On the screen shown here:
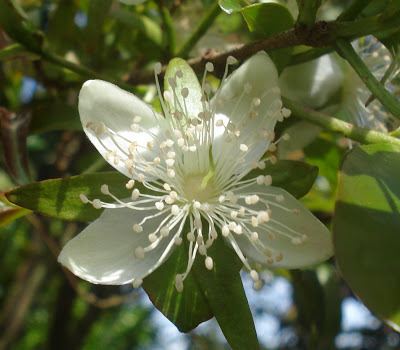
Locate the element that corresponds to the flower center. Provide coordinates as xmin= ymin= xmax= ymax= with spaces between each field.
xmin=182 ymin=173 xmax=217 ymax=203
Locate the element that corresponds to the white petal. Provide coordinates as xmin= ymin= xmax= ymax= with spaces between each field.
xmin=279 ymin=54 xmax=343 ymax=109
xmin=235 ymin=185 xmax=333 ymax=268
xmin=58 ymin=208 xmax=178 ymax=285
xmin=79 ymin=80 xmax=164 ymax=179
xmin=211 ymin=52 xmax=282 ymax=175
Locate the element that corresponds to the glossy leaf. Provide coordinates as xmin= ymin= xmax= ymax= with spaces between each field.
xmin=193 ymin=237 xmax=259 ymax=350
xmin=240 ymin=3 xmax=294 ymax=71
xmin=245 ymin=160 xmax=318 ymax=199
xmin=218 ymin=0 xmax=246 ymax=14
xmin=333 ymin=143 xmax=400 ymax=331
xmin=143 ymin=242 xmax=213 ymax=332
xmin=6 ymin=172 xmax=130 ymax=222
xmin=241 ymin=3 xmax=294 ymax=35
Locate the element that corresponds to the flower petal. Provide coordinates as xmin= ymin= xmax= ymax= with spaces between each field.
xmin=235 ymin=185 xmax=333 ymax=268
xmin=58 ymin=207 xmax=178 ymax=285
xmin=79 ymin=80 xmax=163 ymax=179
xmin=279 ymin=54 xmax=343 ymax=109
xmin=211 ymin=52 xmax=282 ymax=176
xmin=164 ymin=57 xmax=203 ymax=120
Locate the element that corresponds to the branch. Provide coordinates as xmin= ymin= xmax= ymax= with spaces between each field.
xmin=128 ymin=14 xmax=399 ymax=85
xmin=283 ymin=97 xmax=400 ymax=147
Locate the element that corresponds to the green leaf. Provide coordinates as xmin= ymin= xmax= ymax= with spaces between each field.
xmin=112 ymin=9 xmax=163 ymax=48
xmin=0 ymin=0 xmax=43 ymax=52
xmin=0 ymin=43 xmax=26 ymax=61
xmin=193 ymin=237 xmax=259 ymax=350
xmin=5 ymin=172 xmax=130 ymax=222
xmin=143 ymin=242 xmax=213 ymax=332
xmin=241 ymin=3 xmax=294 ymax=35
xmin=333 ymin=143 xmax=400 ymax=331
xmin=145 ymin=230 xmax=259 ymax=348
xmin=244 ymin=160 xmax=318 ymax=199
xmin=291 ymin=270 xmax=325 ymax=347
xmin=218 ymin=0 xmax=247 ymax=14
xmin=240 ymin=3 xmax=294 ymax=71
xmin=0 ymin=193 xmax=31 ymax=227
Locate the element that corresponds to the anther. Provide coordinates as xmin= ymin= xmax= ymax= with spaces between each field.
xmin=160 ymin=226 xmax=170 ymax=237
xmin=79 ymin=194 xmax=89 ymax=204
xmin=134 ymin=246 xmax=145 ymax=259
xmin=181 ymin=87 xmax=189 ymax=98
xmin=240 ymin=144 xmax=249 ymax=152
xmin=154 ymin=62 xmax=162 ymax=75
xmin=133 ymin=224 xmax=143 ymax=233
xmin=171 ymin=205 xmax=180 ymax=216
xmin=174 ymin=237 xmax=183 ymax=245
xmin=92 ymin=199 xmax=102 ymax=209
xmin=250 ymin=270 xmax=260 ymax=282
xmin=227 ymin=56 xmax=238 ymax=65
xmin=131 ymin=189 xmax=140 ymax=200
xmin=222 ymin=225 xmax=230 ymax=237
xmin=148 ymin=233 xmax=158 ymax=243
xmin=155 ymin=201 xmax=164 ymax=210
xmin=205 ymin=62 xmax=214 ymax=72
xmin=126 ymin=179 xmax=135 ymax=189
xmin=175 ymin=274 xmax=184 ymax=292
xmin=205 ymin=256 xmax=214 ymax=270
xmin=250 ymin=232 xmax=259 ymax=241
xmin=100 ymin=184 xmax=110 ymax=195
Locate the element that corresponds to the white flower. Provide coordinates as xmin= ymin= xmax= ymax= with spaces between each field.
xmin=58 ymin=52 xmax=333 ymax=291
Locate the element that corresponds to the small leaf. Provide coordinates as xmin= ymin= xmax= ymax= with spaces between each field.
xmin=334 ymin=143 xmax=400 ymax=331
xmin=240 ymin=3 xmax=294 ymax=71
xmin=218 ymin=0 xmax=246 ymax=14
xmin=143 ymin=244 xmax=213 ymax=332
xmin=240 ymin=3 xmax=294 ymax=35
xmin=245 ymin=160 xmax=318 ymax=199
xmin=6 ymin=172 xmax=130 ymax=222
xmin=193 ymin=237 xmax=259 ymax=350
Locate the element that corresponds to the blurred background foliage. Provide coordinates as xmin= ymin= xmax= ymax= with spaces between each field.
xmin=1 ymin=0 xmax=400 ymax=349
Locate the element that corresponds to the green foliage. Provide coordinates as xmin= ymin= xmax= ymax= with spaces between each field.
xmin=334 ymin=143 xmax=400 ymax=331
xmin=6 ymin=172 xmax=128 ymax=221
xmin=1 ymin=0 xmax=400 ymax=348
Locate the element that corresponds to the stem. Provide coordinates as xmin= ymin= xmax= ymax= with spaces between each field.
xmin=283 ymin=97 xmax=400 ymax=147
xmin=40 ymin=50 xmax=134 ymax=91
xmin=289 ymin=47 xmax=332 ymax=66
xmin=337 ymin=0 xmax=372 ymax=21
xmin=335 ymin=39 xmax=400 ymax=119
xmin=0 ymin=43 xmax=26 ymax=60
xmin=176 ymin=2 xmax=220 ymax=58
xmin=159 ymin=2 xmax=176 ymax=59
xmin=296 ymin=0 xmax=321 ymax=27
xmin=128 ymin=15 xmax=400 ymax=85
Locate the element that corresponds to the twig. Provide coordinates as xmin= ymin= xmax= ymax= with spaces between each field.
xmin=283 ymin=97 xmax=400 ymax=147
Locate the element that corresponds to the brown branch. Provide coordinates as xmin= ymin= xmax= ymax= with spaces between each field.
xmin=127 ymin=21 xmax=336 ymax=85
